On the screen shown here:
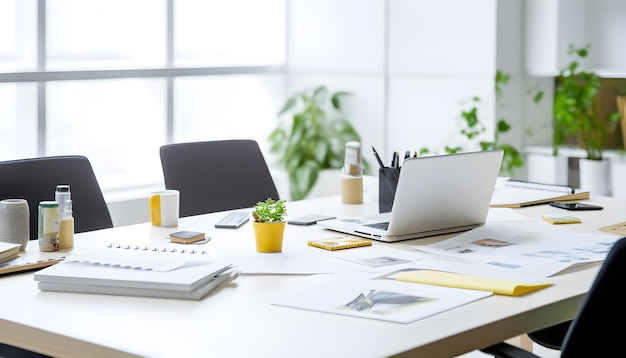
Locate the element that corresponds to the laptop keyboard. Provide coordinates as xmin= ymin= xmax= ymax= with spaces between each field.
xmin=364 ymin=222 xmax=389 ymax=230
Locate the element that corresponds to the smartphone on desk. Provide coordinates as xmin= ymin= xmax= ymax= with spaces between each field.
xmin=549 ymin=202 xmax=603 ymax=211
xmin=288 ymin=214 xmax=336 ymax=226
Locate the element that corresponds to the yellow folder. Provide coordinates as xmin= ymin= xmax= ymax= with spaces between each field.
xmin=396 ymin=270 xmax=552 ymax=296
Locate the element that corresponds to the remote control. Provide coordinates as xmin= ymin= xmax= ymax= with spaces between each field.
xmin=215 ymin=211 xmax=250 ymax=228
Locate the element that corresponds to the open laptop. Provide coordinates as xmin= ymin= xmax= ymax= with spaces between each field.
xmin=318 ymin=149 xmax=503 ymax=242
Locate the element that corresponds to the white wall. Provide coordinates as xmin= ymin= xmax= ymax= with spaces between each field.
xmin=526 ymin=0 xmax=626 ymax=76
xmin=287 ymin=0 xmax=498 ymax=167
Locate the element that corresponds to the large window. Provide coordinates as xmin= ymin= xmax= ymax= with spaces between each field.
xmin=0 ymin=0 xmax=286 ymax=195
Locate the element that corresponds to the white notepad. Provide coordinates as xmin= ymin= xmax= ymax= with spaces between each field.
xmin=37 ymin=268 xmax=240 ymax=300
xmin=34 ymin=259 xmax=234 ymax=292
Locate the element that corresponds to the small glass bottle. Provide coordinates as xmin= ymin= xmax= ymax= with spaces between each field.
xmin=38 ymin=201 xmax=59 ymax=252
xmin=55 ymin=185 xmax=74 ymax=249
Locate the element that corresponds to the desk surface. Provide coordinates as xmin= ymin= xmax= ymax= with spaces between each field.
xmin=1 ymin=188 xmax=625 ymax=358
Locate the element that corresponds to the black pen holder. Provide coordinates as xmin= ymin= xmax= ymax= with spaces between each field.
xmin=379 ymin=167 xmax=400 ymax=213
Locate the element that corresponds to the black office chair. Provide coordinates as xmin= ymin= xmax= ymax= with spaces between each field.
xmin=480 ymin=236 xmax=626 ymax=357
xmin=159 ymin=140 xmax=280 ymax=217
xmin=525 ymin=321 xmax=572 ymax=351
xmin=0 ymin=155 xmax=113 ymax=240
xmin=0 ymin=155 xmax=112 ymax=357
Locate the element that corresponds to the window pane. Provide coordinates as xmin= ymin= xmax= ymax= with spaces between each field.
xmin=46 ymin=79 xmax=167 ymax=191
xmin=0 ymin=0 xmax=37 ymax=72
xmin=175 ymin=0 xmax=285 ymax=67
xmin=46 ymin=0 xmax=166 ymax=70
xmin=0 ymin=83 xmax=38 ymax=160
xmin=173 ymin=74 xmax=285 ymax=154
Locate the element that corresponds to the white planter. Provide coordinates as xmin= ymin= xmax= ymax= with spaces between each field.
xmin=611 ymin=158 xmax=626 ymax=198
xmin=526 ymin=152 xmax=569 ymax=185
xmin=578 ymin=158 xmax=611 ymax=196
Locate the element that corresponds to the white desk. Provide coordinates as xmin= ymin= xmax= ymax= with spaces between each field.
xmin=1 ymin=189 xmax=625 ymax=358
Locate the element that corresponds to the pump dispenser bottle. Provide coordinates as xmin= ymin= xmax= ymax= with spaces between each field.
xmin=341 ymin=141 xmax=364 ymax=204
xmin=55 ymin=184 xmax=74 ymax=249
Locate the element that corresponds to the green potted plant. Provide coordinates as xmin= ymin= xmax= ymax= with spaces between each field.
xmin=553 ymin=44 xmax=621 ymax=161
xmin=269 ymin=86 xmax=367 ymax=201
xmin=421 ymin=70 xmax=543 ymax=177
xmin=252 ymin=198 xmax=287 ymax=252
xmin=553 ymin=44 xmax=621 ymax=195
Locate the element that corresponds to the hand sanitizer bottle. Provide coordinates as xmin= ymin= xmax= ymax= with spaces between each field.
xmin=341 ymin=141 xmax=364 ymax=204
xmin=55 ymin=185 xmax=74 ymax=249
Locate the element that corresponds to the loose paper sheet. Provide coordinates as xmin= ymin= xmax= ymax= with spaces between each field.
xmin=272 ymin=274 xmax=491 ymax=324
xmin=412 ymin=221 xmax=619 ymax=281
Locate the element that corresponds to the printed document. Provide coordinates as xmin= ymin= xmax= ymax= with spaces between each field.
xmin=412 ymin=222 xmax=619 ymax=281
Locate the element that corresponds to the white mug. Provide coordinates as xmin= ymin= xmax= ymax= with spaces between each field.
xmin=149 ymin=190 xmax=179 ymax=227
xmin=0 ymin=199 xmax=30 ymax=251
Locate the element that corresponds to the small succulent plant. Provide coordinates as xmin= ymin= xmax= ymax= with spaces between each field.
xmin=252 ymin=198 xmax=287 ymax=223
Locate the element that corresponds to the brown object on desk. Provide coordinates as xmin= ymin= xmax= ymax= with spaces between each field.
xmin=0 ymin=242 xmax=21 ymax=262
xmin=169 ymin=231 xmax=206 ymax=244
xmin=599 ymin=222 xmax=626 ymax=236
xmin=0 ymin=257 xmax=64 ymax=275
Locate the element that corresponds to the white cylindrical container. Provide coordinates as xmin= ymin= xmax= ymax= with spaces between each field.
xmin=0 ymin=199 xmax=30 ymax=251
xmin=341 ymin=174 xmax=364 ymax=204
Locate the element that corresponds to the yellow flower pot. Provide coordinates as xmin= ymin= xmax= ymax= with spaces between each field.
xmin=253 ymin=221 xmax=286 ymax=253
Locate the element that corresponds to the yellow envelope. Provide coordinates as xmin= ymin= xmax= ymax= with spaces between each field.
xmin=396 ymin=270 xmax=552 ymax=296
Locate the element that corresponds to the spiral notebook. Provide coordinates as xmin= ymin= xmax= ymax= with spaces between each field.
xmin=34 ymin=247 xmax=237 ymax=299
xmin=38 ymin=268 xmax=240 ymax=300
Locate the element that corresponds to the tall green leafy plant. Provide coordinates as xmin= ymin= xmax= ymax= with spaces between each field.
xmin=427 ymin=70 xmax=543 ymax=176
xmin=269 ymin=86 xmax=366 ymax=201
xmin=553 ymin=44 xmax=621 ymax=160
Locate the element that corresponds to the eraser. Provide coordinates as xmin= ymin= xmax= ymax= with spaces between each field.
xmin=169 ymin=231 xmax=206 ymax=244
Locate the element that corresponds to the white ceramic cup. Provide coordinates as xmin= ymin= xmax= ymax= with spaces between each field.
xmin=149 ymin=190 xmax=179 ymax=227
xmin=0 ymin=199 xmax=30 ymax=251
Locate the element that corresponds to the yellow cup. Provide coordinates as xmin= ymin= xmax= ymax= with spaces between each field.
xmin=149 ymin=190 xmax=180 ymax=227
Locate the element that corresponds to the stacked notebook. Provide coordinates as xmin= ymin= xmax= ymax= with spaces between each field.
xmin=490 ymin=179 xmax=589 ymax=208
xmin=34 ymin=251 xmax=238 ymax=300
xmin=0 ymin=242 xmax=21 ymax=263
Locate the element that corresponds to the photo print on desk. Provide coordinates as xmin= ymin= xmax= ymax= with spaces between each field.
xmin=272 ymin=277 xmax=491 ymax=324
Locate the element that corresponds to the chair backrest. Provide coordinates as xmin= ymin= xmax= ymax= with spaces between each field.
xmin=560 ymin=236 xmax=626 ymax=357
xmin=0 ymin=155 xmax=113 ymax=240
xmin=160 ymin=140 xmax=280 ymax=217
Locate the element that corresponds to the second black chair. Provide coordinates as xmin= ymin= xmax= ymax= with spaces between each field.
xmin=159 ymin=140 xmax=280 ymax=217
xmin=480 ymin=236 xmax=626 ymax=357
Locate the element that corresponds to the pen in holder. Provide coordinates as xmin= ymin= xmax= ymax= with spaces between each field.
xmin=379 ymin=167 xmax=400 ymax=213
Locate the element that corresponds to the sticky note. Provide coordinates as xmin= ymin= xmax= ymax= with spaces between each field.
xmin=542 ymin=215 xmax=581 ymax=225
